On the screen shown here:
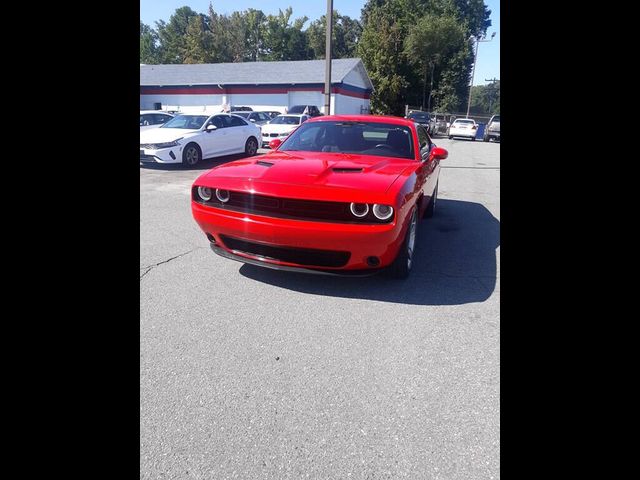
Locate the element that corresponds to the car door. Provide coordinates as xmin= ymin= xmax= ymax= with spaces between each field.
xmin=417 ymin=125 xmax=439 ymax=204
xmin=224 ymin=115 xmax=250 ymax=154
xmin=201 ymin=115 xmax=231 ymax=157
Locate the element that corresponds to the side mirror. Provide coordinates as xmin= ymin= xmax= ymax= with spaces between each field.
xmin=430 ymin=146 xmax=448 ymax=160
xmin=269 ymin=138 xmax=283 ymax=149
xmin=206 ymin=124 xmax=217 ymax=132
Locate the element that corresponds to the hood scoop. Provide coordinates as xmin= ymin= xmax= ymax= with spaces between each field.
xmin=332 ymin=167 xmax=364 ymax=173
xmin=256 ymin=160 xmax=274 ymax=167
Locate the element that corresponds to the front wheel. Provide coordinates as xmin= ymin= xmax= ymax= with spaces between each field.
xmin=387 ymin=207 xmax=418 ymax=279
xmin=245 ymin=137 xmax=258 ymax=156
xmin=182 ymin=143 xmax=201 ymax=167
xmin=471 ymin=136 xmax=476 ymax=141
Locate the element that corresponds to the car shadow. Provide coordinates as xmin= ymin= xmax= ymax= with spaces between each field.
xmin=238 ymin=199 xmax=500 ymax=306
xmin=140 ymin=152 xmax=265 ymax=171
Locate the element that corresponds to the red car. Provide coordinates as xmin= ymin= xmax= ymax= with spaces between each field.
xmin=191 ymin=115 xmax=448 ymax=278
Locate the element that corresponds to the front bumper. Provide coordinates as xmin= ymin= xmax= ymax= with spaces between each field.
xmin=192 ymin=202 xmax=406 ymax=272
xmin=261 ymin=134 xmax=289 ymax=147
xmin=140 ymin=145 xmax=183 ymax=163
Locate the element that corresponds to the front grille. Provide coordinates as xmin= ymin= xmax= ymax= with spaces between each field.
xmin=193 ymin=189 xmax=393 ymax=224
xmin=219 ymin=235 xmax=350 ymax=267
xmin=140 ymin=144 xmax=157 ymax=149
xmin=269 ymin=133 xmax=279 ymax=137
xmin=140 ymin=154 xmax=157 ymax=162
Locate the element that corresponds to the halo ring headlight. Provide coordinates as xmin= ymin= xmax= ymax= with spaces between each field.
xmin=349 ymin=203 xmax=369 ymax=218
xmin=216 ymin=189 xmax=230 ymax=203
xmin=372 ymin=204 xmax=394 ymax=220
xmin=197 ymin=186 xmax=212 ymax=201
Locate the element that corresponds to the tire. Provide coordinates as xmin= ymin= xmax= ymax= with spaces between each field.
xmin=388 ymin=207 xmax=418 ymax=279
xmin=245 ymin=137 xmax=258 ymax=156
xmin=448 ymin=135 xmax=453 ymax=140
xmin=483 ymin=135 xmax=489 ymax=142
xmin=182 ymin=143 xmax=201 ymax=167
xmin=471 ymin=136 xmax=476 ymax=141
xmin=424 ymin=182 xmax=438 ymax=219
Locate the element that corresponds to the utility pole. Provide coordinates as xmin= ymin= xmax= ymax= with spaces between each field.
xmin=324 ymin=0 xmax=333 ymax=115
xmin=465 ymin=32 xmax=496 ymax=118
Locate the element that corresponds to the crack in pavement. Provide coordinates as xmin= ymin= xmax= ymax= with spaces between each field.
xmin=140 ymin=248 xmax=203 ymax=280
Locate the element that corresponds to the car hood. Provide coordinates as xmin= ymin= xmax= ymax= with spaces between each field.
xmin=196 ymin=151 xmax=413 ymax=203
xmin=140 ymin=127 xmax=199 ymax=143
xmin=261 ymin=124 xmax=298 ymax=134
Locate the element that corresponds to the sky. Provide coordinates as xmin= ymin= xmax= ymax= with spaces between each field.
xmin=140 ymin=0 xmax=499 ymax=85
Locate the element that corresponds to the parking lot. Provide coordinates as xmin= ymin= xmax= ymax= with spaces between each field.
xmin=140 ymin=137 xmax=500 ymax=479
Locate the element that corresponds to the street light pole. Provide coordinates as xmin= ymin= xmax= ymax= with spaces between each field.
xmin=465 ymin=32 xmax=495 ymax=119
xmin=324 ymin=0 xmax=333 ymax=115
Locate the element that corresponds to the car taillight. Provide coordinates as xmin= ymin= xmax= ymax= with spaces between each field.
xmin=472 ymin=125 xmax=477 ymax=129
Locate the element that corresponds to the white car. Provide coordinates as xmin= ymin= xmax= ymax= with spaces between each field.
xmin=140 ymin=110 xmax=174 ymax=131
xmin=261 ymin=114 xmax=309 ymax=147
xmin=448 ymin=118 xmax=479 ymax=141
xmin=140 ymin=113 xmax=261 ymax=166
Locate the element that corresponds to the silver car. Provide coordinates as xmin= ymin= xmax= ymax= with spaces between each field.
xmin=483 ymin=115 xmax=500 ymax=142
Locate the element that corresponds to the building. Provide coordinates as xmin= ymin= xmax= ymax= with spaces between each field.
xmin=140 ymin=58 xmax=373 ymax=115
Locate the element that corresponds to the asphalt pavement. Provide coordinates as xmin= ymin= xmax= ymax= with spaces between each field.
xmin=140 ymin=136 xmax=500 ymax=479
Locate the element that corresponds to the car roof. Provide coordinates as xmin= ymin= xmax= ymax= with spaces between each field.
xmin=140 ymin=110 xmax=174 ymax=115
xmin=308 ymin=114 xmax=415 ymax=127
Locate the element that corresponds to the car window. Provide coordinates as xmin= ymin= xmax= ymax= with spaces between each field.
xmin=417 ymin=125 xmax=430 ymax=149
xmin=453 ymin=119 xmax=475 ymax=125
xmin=153 ymin=114 xmax=171 ymax=124
xmin=140 ymin=114 xmax=151 ymax=126
xmin=228 ymin=115 xmax=248 ymax=127
xmin=271 ymin=116 xmax=302 ymax=125
xmin=162 ymin=115 xmax=208 ymax=129
xmin=288 ymin=106 xmax=305 ymax=114
xmin=491 ymin=116 xmax=500 ymax=122
xmin=257 ymin=113 xmax=270 ymax=122
xmin=209 ymin=115 xmax=226 ymax=129
xmin=279 ymin=121 xmax=415 ymax=160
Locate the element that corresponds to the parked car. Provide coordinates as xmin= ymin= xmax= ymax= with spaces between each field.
xmin=448 ymin=118 xmax=478 ymax=140
xmin=232 ymin=111 xmax=273 ymax=126
xmin=483 ymin=115 xmax=500 ymax=142
xmin=140 ymin=111 xmax=174 ymax=131
xmin=406 ymin=110 xmax=436 ymax=135
xmin=191 ymin=115 xmax=448 ymax=278
xmin=260 ymin=114 xmax=310 ymax=147
xmin=265 ymin=111 xmax=283 ymax=119
xmin=221 ymin=106 xmax=253 ymax=112
xmin=429 ymin=113 xmax=449 ymax=135
xmin=288 ymin=105 xmax=322 ymax=117
xmin=140 ymin=113 xmax=261 ymax=166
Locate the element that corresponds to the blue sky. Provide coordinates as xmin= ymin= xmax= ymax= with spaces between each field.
xmin=140 ymin=0 xmax=499 ymax=85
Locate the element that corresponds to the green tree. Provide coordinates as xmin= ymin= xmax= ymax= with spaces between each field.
xmin=140 ymin=21 xmax=160 ymax=64
xmin=263 ymin=8 xmax=311 ymax=61
xmin=156 ymin=6 xmax=200 ymax=63
xmin=357 ymin=5 xmax=409 ymax=114
xmin=307 ymin=12 xmax=362 ymax=59
xmin=183 ymin=15 xmax=213 ymax=64
xmin=404 ymin=14 xmax=466 ymax=110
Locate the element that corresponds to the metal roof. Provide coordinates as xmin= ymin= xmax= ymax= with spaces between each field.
xmin=140 ymin=58 xmax=372 ymax=90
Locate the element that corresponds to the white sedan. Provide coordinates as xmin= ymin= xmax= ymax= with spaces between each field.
xmin=140 ymin=110 xmax=174 ymax=131
xmin=140 ymin=113 xmax=261 ymax=166
xmin=261 ymin=114 xmax=309 ymax=147
xmin=448 ymin=118 xmax=479 ymax=141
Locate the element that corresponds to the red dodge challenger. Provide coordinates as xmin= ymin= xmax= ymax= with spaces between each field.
xmin=191 ymin=115 xmax=448 ymax=278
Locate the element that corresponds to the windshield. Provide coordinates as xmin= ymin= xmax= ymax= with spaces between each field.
xmin=492 ymin=116 xmax=500 ymax=122
xmin=270 ymin=116 xmax=301 ymax=125
xmin=161 ymin=115 xmax=208 ymax=129
xmin=409 ymin=112 xmax=430 ymax=121
xmin=288 ymin=106 xmax=307 ymax=114
xmin=279 ymin=121 xmax=415 ymax=160
xmin=233 ymin=112 xmax=251 ymax=118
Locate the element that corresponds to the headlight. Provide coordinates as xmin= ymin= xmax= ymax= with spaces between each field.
xmin=215 ymin=189 xmax=230 ymax=203
xmin=349 ymin=203 xmax=369 ymax=218
xmin=197 ymin=186 xmax=212 ymax=201
xmin=149 ymin=138 xmax=183 ymax=149
xmin=372 ymin=204 xmax=394 ymax=220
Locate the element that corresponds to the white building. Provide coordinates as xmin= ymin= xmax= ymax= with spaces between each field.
xmin=140 ymin=58 xmax=373 ymax=115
